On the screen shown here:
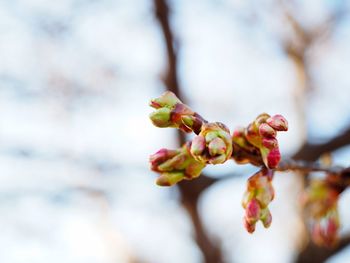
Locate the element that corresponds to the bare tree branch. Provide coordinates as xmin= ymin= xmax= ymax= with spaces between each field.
xmin=153 ymin=1 xmax=224 ymax=262
xmin=293 ymin=126 xmax=350 ymax=162
xmin=153 ymin=1 xmax=350 ymax=262
xmin=296 ymin=235 xmax=350 ymax=263
xmin=279 ymin=2 xmax=350 ymax=261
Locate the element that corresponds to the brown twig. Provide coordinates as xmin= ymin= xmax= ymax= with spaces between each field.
xmin=293 ymin=126 xmax=350 ymax=162
xmin=279 ymin=2 xmax=350 ymax=261
xmin=153 ymin=0 xmax=224 ymax=262
xmin=277 ymin=158 xmax=345 ymax=175
xmin=296 ymin=235 xmax=350 ymax=263
xmin=153 ymin=1 xmax=350 ymax=262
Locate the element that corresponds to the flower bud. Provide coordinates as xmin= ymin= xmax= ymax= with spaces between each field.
xmin=244 ymin=218 xmax=256 ymax=233
xmin=312 ymin=214 xmax=339 ymax=247
xmin=266 ymin=114 xmax=288 ymax=131
xmin=303 ymin=179 xmax=340 ymax=247
xmin=181 ymin=115 xmax=203 ymax=134
xmin=149 ymin=108 xmax=172 ymax=128
xmin=150 ymin=148 xmax=178 ymax=172
xmin=259 ymin=123 xmax=276 ymax=138
xmin=242 ymin=168 xmax=275 ymax=233
xmin=265 ymin=148 xmax=281 ymax=170
xmin=245 ymin=198 xmax=261 ymax=222
xmin=262 ymin=138 xmax=278 ymax=149
xmin=150 ymin=91 xmax=180 ymax=109
xmin=149 ymin=92 xmax=205 ymax=134
xmin=190 ymin=122 xmax=232 ymax=164
xmin=260 ymin=208 xmax=272 ymax=228
xmin=208 ymin=137 xmax=226 ymax=156
xmin=244 ymin=113 xmax=287 ymax=169
xmin=190 ymin=135 xmax=206 ymax=156
xmin=149 ymin=143 xmax=206 ymax=186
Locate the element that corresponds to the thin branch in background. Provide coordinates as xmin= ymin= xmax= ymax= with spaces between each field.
xmin=296 ymin=235 xmax=350 ymax=263
xmin=153 ymin=0 xmax=224 ymax=262
xmin=293 ymin=126 xmax=350 ymax=162
xmin=278 ymin=1 xmax=350 ymax=261
xmin=153 ymin=1 xmax=350 ymax=262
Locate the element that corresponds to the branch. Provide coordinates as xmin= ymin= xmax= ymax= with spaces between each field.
xmin=296 ymin=235 xmax=350 ymax=263
xmin=153 ymin=1 xmax=224 ymax=262
xmin=277 ymin=158 xmax=346 ymax=175
xmin=154 ymin=0 xmax=186 ymax=146
xmin=153 ymin=2 xmax=350 ymax=262
xmin=293 ymin=126 xmax=350 ymax=161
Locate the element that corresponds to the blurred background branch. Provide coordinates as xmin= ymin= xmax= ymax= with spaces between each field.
xmin=154 ymin=0 xmax=223 ymax=262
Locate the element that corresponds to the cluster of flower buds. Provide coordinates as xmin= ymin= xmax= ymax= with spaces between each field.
xmin=242 ymin=169 xmax=275 ymax=233
xmin=149 ymin=91 xmax=205 ymax=134
xmin=149 ymin=92 xmax=291 ymax=235
xmin=190 ymin=122 xmax=233 ymax=165
xmin=232 ymin=113 xmax=288 ymax=169
xmin=302 ymin=179 xmax=340 ymax=247
xmin=149 ymin=143 xmax=206 ymax=186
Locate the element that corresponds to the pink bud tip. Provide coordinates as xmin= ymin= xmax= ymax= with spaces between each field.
xmin=233 ymin=129 xmax=244 ymax=137
xmin=246 ymin=199 xmax=261 ymax=221
xmin=325 ymin=218 xmax=338 ymax=238
xmin=259 ymin=123 xmax=276 ymax=138
xmin=191 ymin=135 xmax=206 ymax=155
xmin=261 ymin=209 xmax=272 ymax=228
xmin=149 ymin=149 xmax=176 ymax=171
xmin=149 ymin=100 xmax=161 ymax=109
xmin=267 ymin=148 xmax=281 ymax=169
xmin=208 ymin=137 xmax=226 ymax=156
xmin=262 ymin=138 xmax=278 ymax=149
xmin=244 ymin=218 xmax=256 ymax=233
xmin=266 ymin=115 xmax=288 ymax=131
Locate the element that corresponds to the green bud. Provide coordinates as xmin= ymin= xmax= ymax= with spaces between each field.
xmin=156 ymin=172 xmax=184 ymax=186
xmin=190 ymin=136 xmax=206 ymax=156
xmin=150 ymin=91 xmax=181 ymax=109
xmin=205 ymin=131 xmax=218 ymax=142
xmin=157 ymin=153 xmax=186 ymax=171
xmin=149 ymin=108 xmax=172 ymax=127
xmin=209 ymin=154 xmax=226 ymax=165
xmin=260 ymin=208 xmax=272 ymax=228
xmin=208 ymin=137 xmax=226 ymax=156
xmin=181 ymin=115 xmax=194 ymax=128
xmin=185 ymin=161 xmax=206 ymax=179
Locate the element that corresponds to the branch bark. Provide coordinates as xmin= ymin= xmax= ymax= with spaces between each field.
xmin=280 ymin=2 xmax=350 ymax=261
xmin=293 ymin=126 xmax=350 ymax=162
xmin=153 ymin=1 xmax=224 ymax=262
xmin=153 ymin=1 xmax=350 ymax=262
xmin=296 ymin=235 xmax=350 ymax=263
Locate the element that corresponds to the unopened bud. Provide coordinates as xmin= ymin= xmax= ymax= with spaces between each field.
xmin=150 ymin=91 xmax=181 ymax=109
xmin=208 ymin=137 xmax=226 ymax=156
xmin=260 ymin=208 xmax=272 ymax=228
xmin=191 ymin=122 xmax=232 ymax=165
xmin=245 ymin=198 xmax=261 ymax=222
xmin=150 ymin=143 xmax=206 ymax=186
xmin=262 ymin=138 xmax=278 ymax=149
xmin=266 ymin=148 xmax=281 ymax=169
xmin=259 ymin=123 xmax=276 ymax=138
xmin=266 ymin=114 xmax=288 ymax=131
xmin=191 ymin=136 xmax=206 ymax=155
xmin=242 ymin=169 xmax=275 ymax=233
xmin=156 ymin=172 xmax=184 ymax=186
xmin=244 ymin=218 xmax=256 ymax=233
xmin=149 ymin=108 xmax=172 ymax=127
xmin=149 ymin=92 xmax=205 ymax=133
xmin=243 ymin=113 xmax=287 ymax=169
xmin=304 ymin=179 xmax=340 ymax=247
xmin=150 ymin=148 xmax=178 ymax=171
